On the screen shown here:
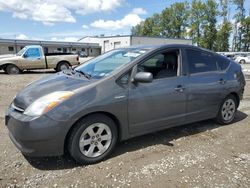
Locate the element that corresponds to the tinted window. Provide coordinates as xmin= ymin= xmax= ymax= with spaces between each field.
xmin=138 ymin=50 xmax=179 ymax=79
xmin=186 ymin=49 xmax=217 ymax=74
xmin=216 ymin=55 xmax=230 ymax=71
xmin=25 ymin=48 xmax=41 ymax=58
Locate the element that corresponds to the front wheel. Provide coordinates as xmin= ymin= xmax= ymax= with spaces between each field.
xmin=5 ymin=64 xmax=21 ymax=74
xmin=67 ymin=114 xmax=118 ymax=165
xmin=216 ymin=95 xmax=237 ymax=125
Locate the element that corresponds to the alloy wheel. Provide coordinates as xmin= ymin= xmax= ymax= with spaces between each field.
xmin=221 ymin=99 xmax=236 ymax=121
xmin=79 ymin=123 xmax=112 ymax=158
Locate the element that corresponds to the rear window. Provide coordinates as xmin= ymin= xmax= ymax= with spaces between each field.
xmin=216 ymin=55 xmax=230 ymax=71
xmin=186 ymin=49 xmax=217 ymax=74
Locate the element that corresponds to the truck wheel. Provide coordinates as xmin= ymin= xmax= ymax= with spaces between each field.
xmin=239 ymin=59 xmax=246 ymax=64
xmin=5 ymin=65 xmax=21 ymax=74
xmin=216 ymin=94 xmax=237 ymax=125
xmin=56 ymin=62 xmax=70 ymax=72
xmin=67 ymin=114 xmax=118 ymax=165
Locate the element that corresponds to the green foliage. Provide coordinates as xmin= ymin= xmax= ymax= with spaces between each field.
xmin=161 ymin=2 xmax=189 ymax=38
xmin=241 ymin=16 xmax=250 ymax=51
xmin=131 ymin=0 xmax=248 ymax=51
xmin=200 ymin=0 xmax=218 ymax=50
xmin=215 ymin=21 xmax=232 ymax=51
xmin=188 ymin=0 xmax=207 ymax=46
xmin=232 ymin=0 xmax=245 ymax=51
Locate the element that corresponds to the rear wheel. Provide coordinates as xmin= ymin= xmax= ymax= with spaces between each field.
xmin=5 ymin=64 xmax=21 ymax=74
xmin=56 ymin=61 xmax=70 ymax=72
xmin=67 ymin=114 xmax=118 ymax=165
xmin=216 ymin=95 xmax=237 ymax=125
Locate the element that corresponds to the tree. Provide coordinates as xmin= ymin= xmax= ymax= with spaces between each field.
xmin=232 ymin=0 xmax=245 ymax=51
xmin=200 ymin=0 xmax=218 ymax=50
xmin=131 ymin=13 xmax=162 ymax=36
xmin=215 ymin=0 xmax=232 ymax=51
xmin=215 ymin=21 xmax=232 ymax=51
xmin=131 ymin=23 xmax=143 ymax=36
xmin=188 ymin=0 xmax=207 ymax=46
xmin=241 ymin=16 xmax=250 ymax=51
xmin=161 ymin=2 xmax=189 ymax=38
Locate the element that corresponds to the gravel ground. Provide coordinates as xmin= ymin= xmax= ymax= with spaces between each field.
xmin=0 ymin=70 xmax=250 ymax=188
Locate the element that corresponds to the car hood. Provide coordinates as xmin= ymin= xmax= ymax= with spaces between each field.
xmin=13 ymin=72 xmax=93 ymax=110
xmin=0 ymin=54 xmax=15 ymax=59
xmin=0 ymin=54 xmax=18 ymax=63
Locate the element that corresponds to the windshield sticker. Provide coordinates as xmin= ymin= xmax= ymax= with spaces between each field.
xmin=139 ymin=50 xmax=146 ymax=54
xmin=124 ymin=52 xmax=141 ymax=58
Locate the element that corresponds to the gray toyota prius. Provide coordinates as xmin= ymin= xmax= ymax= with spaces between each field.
xmin=5 ymin=44 xmax=245 ymax=164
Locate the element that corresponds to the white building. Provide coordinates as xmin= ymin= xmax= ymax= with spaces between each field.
xmin=79 ymin=35 xmax=193 ymax=53
xmin=0 ymin=38 xmax=101 ymax=56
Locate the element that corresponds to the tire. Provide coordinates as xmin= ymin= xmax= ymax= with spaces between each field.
xmin=216 ymin=94 xmax=237 ymax=125
xmin=67 ymin=114 xmax=118 ymax=165
xmin=239 ymin=59 xmax=246 ymax=64
xmin=5 ymin=64 xmax=21 ymax=74
xmin=56 ymin=61 xmax=70 ymax=72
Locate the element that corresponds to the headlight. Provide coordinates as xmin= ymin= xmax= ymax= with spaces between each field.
xmin=23 ymin=91 xmax=74 ymax=117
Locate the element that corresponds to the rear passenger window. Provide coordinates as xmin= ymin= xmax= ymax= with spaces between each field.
xmin=186 ymin=49 xmax=217 ymax=74
xmin=216 ymin=55 xmax=230 ymax=71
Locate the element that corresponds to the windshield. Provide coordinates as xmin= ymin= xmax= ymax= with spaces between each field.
xmin=75 ymin=48 xmax=147 ymax=79
xmin=17 ymin=47 xmax=27 ymax=56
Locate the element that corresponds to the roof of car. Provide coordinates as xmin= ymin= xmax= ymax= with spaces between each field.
xmin=124 ymin=44 xmax=210 ymax=52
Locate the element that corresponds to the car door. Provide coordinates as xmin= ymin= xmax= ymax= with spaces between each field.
xmin=20 ymin=47 xmax=45 ymax=69
xmin=184 ymin=48 xmax=226 ymax=122
xmin=128 ymin=49 xmax=187 ymax=134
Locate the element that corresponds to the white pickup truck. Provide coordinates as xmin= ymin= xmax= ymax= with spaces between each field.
xmin=0 ymin=45 xmax=80 ymax=74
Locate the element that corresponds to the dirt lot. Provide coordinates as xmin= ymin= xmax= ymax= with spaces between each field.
xmin=0 ymin=70 xmax=250 ymax=188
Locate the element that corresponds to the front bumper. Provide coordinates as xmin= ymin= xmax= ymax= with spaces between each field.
xmin=5 ymin=106 xmax=70 ymax=157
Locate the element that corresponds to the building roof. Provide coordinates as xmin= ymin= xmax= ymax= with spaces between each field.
xmin=0 ymin=38 xmax=101 ymax=48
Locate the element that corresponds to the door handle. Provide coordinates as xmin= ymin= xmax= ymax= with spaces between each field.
xmin=218 ymin=79 xmax=226 ymax=84
xmin=175 ymin=85 xmax=185 ymax=92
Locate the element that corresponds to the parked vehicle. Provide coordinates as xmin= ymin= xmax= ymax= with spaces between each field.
xmin=235 ymin=55 xmax=250 ymax=64
xmin=0 ymin=45 xmax=80 ymax=74
xmin=79 ymin=51 xmax=88 ymax=58
xmin=5 ymin=44 xmax=245 ymax=164
xmin=224 ymin=54 xmax=235 ymax=60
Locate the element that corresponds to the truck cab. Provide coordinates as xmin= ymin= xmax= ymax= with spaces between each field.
xmin=18 ymin=45 xmax=46 ymax=69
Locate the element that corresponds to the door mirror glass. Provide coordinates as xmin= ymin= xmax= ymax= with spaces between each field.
xmin=134 ymin=72 xmax=153 ymax=83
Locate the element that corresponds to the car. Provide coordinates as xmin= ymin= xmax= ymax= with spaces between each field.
xmin=235 ymin=55 xmax=250 ymax=64
xmin=0 ymin=45 xmax=80 ymax=74
xmin=79 ymin=51 xmax=88 ymax=58
xmin=5 ymin=44 xmax=245 ymax=165
xmin=224 ymin=54 xmax=235 ymax=60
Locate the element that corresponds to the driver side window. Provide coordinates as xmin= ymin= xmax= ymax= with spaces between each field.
xmin=24 ymin=48 xmax=41 ymax=58
xmin=138 ymin=50 xmax=179 ymax=79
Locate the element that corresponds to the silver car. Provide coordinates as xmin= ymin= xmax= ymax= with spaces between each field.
xmin=5 ymin=44 xmax=246 ymax=164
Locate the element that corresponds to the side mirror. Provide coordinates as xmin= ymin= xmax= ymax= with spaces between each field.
xmin=134 ymin=72 xmax=153 ymax=83
xmin=23 ymin=53 xmax=27 ymax=58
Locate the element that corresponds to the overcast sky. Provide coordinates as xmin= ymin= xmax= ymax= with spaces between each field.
xmin=0 ymin=0 xmax=249 ymax=42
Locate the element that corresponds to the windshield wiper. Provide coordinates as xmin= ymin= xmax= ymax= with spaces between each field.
xmin=75 ymin=69 xmax=91 ymax=79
